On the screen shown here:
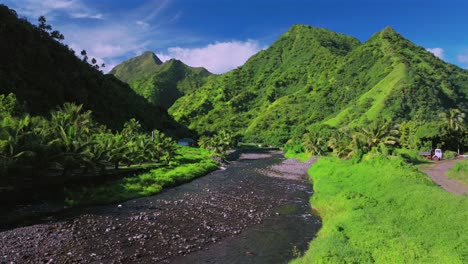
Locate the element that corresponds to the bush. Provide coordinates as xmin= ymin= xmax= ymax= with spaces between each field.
xmin=444 ymin=150 xmax=458 ymax=160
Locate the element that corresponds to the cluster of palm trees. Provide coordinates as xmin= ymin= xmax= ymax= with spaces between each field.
xmin=198 ymin=130 xmax=237 ymax=155
xmin=302 ymin=109 xmax=467 ymax=159
xmin=303 ymin=120 xmax=399 ymax=158
xmin=0 ymin=96 xmax=177 ymax=187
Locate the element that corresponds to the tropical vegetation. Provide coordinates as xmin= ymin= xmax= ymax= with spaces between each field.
xmin=167 ymin=25 xmax=467 ymax=148
xmin=198 ymin=130 xmax=237 ymax=155
xmin=0 ymin=93 xmax=179 ymax=195
xmin=64 ymin=146 xmax=218 ymax=206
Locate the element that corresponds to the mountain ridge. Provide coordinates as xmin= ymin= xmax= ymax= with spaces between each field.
xmin=167 ymin=24 xmax=468 ymax=144
xmin=110 ymin=51 xmax=212 ymax=109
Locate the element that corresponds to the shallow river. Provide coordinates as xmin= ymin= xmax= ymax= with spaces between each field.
xmin=0 ymin=151 xmax=321 ymax=263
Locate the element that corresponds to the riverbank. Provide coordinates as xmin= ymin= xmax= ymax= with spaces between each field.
xmin=291 ymin=156 xmax=468 ymax=263
xmin=0 ymin=146 xmax=218 ymax=228
xmin=0 ymin=150 xmax=320 ymax=263
xmin=64 ymin=146 xmax=218 ymax=206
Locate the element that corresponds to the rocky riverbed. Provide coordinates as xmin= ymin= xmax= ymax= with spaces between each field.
xmin=0 ymin=151 xmax=320 ymax=263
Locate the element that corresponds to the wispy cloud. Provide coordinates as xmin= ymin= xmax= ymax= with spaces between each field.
xmin=3 ymin=0 xmax=104 ymax=20
xmin=426 ymin=47 xmax=445 ymax=60
xmin=4 ymin=0 xmax=197 ymax=72
xmin=457 ymin=50 xmax=468 ymax=63
xmin=157 ymin=40 xmax=263 ymax=74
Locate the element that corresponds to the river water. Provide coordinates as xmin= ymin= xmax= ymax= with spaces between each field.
xmin=0 ymin=151 xmax=321 ymax=263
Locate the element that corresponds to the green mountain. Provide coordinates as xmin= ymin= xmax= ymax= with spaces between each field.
xmin=110 ymin=52 xmax=211 ymax=109
xmin=0 ymin=4 xmax=186 ymax=135
xmin=168 ymin=25 xmax=468 ymax=145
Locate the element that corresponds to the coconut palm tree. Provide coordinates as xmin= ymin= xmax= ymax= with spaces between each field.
xmin=439 ymin=109 xmax=466 ymax=154
xmin=353 ymin=120 xmax=399 ymax=153
xmin=303 ymin=131 xmax=326 ymax=156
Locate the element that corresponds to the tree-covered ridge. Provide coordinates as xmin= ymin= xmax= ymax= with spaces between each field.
xmin=169 ymin=25 xmax=468 ymax=145
xmin=0 ymin=4 xmax=185 ymax=135
xmin=110 ymin=52 xmax=212 ymax=109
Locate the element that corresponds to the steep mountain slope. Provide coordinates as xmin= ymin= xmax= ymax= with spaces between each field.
xmin=169 ymin=25 xmax=468 ymax=145
xmin=110 ymin=52 xmax=211 ymax=109
xmin=0 ymin=4 xmax=186 ymax=135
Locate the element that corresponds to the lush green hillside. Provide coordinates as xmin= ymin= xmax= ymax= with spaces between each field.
xmin=110 ymin=52 xmax=211 ymax=109
xmin=0 ymin=4 xmax=185 ymax=135
xmin=169 ymin=25 xmax=468 ymax=145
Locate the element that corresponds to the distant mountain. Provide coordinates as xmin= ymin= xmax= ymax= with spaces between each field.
xmin=169 ymin=25 xmax=468 ymax=145
xmin=110 ymin=52 xmax=211 ymax=109
xmin=0 ymin=4 xmax=187 ymax=135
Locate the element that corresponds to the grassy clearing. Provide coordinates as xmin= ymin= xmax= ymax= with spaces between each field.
xmin=64 ymin=146 xmax=218 ymax=206
xmin=291 ymin=156 xmax=468 ymax=263
xmin=446 ymin=159 xmax=468 ymax=185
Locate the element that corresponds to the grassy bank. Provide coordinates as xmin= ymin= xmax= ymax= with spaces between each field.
xmin=291 ymin=156 xmax=468 ymax=263
xmin=446 ymin=159 xmax=468 ymax=185
xmin=64 ymin=146 xmax=218 ymax=206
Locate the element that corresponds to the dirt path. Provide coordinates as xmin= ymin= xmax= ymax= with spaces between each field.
xmin=421 ymin=159 xmax=468 ymax=195
xmin=0 ymin=151 xmax=320 ymax=264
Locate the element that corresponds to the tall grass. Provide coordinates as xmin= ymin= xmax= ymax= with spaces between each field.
xmin=446 ymin=159 xmax=468 ymax=185
xmin=291 ymin=156 xmax=468 ymax=263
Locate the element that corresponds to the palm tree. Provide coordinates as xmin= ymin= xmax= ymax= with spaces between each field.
xmin=106 ymin=133 xmax=129 ymax=170
xmin=122 ymin=118 xmax=142 ymax=141
xmin=439 ymin=109 xmax=466 ymax=154
xmin=0 ymin=115 xmax=35 ymax=167
xmin=328 ymin=128 xmax=353 ymax=158
xmin=303 ymin=131 xmax=326 ymax=156
xmin=48 ymin=103 xmax=95 ymax=176
xmin=353 ymin=120 xmax=399 ymax=152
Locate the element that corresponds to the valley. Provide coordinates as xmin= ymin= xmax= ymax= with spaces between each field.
xmin=0 ymin=2 xmax=467 ymax=264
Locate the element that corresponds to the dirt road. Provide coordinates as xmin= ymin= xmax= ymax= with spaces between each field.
xmin=421 ymin=159 xmax=468 ymax=195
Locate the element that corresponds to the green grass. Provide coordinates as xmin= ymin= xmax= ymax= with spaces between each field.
xmin=64 ymin=146 xmax=218 ymax=206
xmin=284 ymin=150 xmax=311 ymax=162
xmin=291 ymin=156 xmax=468 ymax=263
xmin=446 ymin=159 xmax=468 ymax=185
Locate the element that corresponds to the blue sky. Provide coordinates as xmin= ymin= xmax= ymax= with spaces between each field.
xmin=2 ymin=0 xmax=468 ymax=73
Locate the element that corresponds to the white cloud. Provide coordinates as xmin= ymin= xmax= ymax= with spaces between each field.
xmin=157 ymin=40 xmax=263 ymax=74
xmin=66 ymin=24 xmax=152 ymax=72
xmin=70 ymin=12 xmax=103 ymax=19
xmin=426 ymin=47 xmax=445 ymax=60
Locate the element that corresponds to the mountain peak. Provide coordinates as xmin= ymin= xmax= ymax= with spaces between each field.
xmin=109 ymin=51 xmax=163 ymax=81
xmin=140 ymin=51 xmax=163 ymax=65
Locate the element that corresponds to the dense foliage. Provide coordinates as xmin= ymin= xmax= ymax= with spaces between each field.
xmin=0 ymin=94 xmax=177 ymax=192
xmin=291 ymin=156 xmax=467 ymax=263
xmin=64 ymin=146 xmax=218 ymax=206
xmin=110 ymin=52 xmax=211 ymax=109
xmin=168 ymin=25 xmax=468 ymax=147
xmin=197 ymin=130 xmax=237 ymax=155
xmin=0 ymin=5 xmax=185 ymax=135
